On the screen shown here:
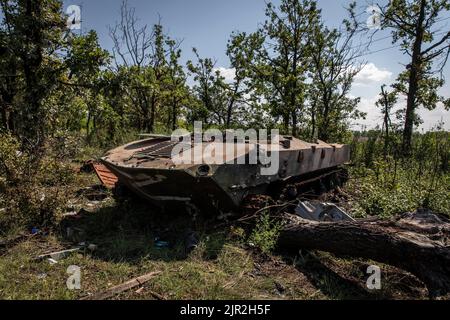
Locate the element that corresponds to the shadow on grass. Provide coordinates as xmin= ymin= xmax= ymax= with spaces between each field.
xmin=281 ymin=251 xmax=387 ymax=300
xmin=57 ymin=197 xmax=228 ymax=264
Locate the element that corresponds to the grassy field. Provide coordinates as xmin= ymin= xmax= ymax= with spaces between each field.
xmin=0 ymin=167 xmax=433 ymax=300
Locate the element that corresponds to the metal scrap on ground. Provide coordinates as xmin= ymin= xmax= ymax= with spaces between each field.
xmin=295 ymin=201 xmax=355 ymax=222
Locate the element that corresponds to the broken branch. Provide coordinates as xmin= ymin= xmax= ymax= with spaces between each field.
xmin=80 ymin=271 xmax=162 ymax=300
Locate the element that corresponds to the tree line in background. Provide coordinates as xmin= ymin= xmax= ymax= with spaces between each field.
xmin=0 ymin=0 xmax=449 ymax=231
xmin=0 ymin=0 xmax=449 ymax=156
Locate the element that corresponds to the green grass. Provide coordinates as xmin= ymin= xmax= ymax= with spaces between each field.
xmin=0 ymin=168 xmax=437 ymax=300
xmin=346 ymin=162 xmax=450 ymax=218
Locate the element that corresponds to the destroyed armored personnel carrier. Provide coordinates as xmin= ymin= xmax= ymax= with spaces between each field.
xmin=99 ymin=133 xmax=350 ymax=214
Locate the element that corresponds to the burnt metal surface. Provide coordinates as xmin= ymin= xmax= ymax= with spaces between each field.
xmin=93 ymin=163 xmax=118 ymax=189
xmin=100 ymin=135 xmax=350 ymax=213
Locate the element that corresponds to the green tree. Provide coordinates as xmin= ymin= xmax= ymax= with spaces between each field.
xmin=0 ymin=0 xmax=66 ymax=153
xmin=164 ymin=40 xmax=190 ymax=130
xmin=376 ymin=84 xmax=398 ymax=158
xmin=308 ymin=4 xmax=365 ymax=141
xmin=187 ymin=48 xmax=226 ymax=126
xmin=64 ymin=31 xmax=110 ymax=139
xmin=380 ymin=0 xmax=450 ymax=154
xmin=228 ymin=0 xmax=321 ymax=136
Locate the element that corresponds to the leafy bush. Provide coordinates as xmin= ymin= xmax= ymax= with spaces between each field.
xmin=0 ymin=133 xmax=73 ymax=234
xmin=248 ymin=212 xmax=283 ymax=254
xmin=348 ymin=160 xmax=450 ymax=218
xmin=347 ymin=130 xmax=449 ymax=218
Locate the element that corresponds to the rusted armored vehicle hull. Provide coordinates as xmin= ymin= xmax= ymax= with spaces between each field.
xmin=100 ymin=135 xmax=350 ymax=213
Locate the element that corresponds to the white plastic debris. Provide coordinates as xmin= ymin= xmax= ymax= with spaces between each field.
xmin=36 ymin=247 xmax=82 ymax=261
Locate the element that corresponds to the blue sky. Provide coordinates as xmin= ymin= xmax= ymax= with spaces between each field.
xmin=63 ymin=0 xmax=449 ymax=130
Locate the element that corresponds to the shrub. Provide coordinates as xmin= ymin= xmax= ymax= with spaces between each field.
xmin=0 ymin=133 xmax=73 ymax=234
xmin=348 ymin=160 xmax=450 ymax=218
xmin=248 ymin=212 xmax=283 ymax=254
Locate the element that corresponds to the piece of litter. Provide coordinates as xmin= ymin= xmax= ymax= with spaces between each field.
xmin=154 ymin=241 xmax=169 ymax=248
xmin=48 ymin=258 xmax=58 ymax=265
xmin=154 ymin=237 xmax=169 ymax=248
xmin=36 ymin=247 xmax=82 ymax=261
xmin=87 ymin=244 xmax=97 ymax=251
xmin=62 ymin=211 xmax=80 ymax=219
xmin=135 ymin=287 xmax=144 ymax=294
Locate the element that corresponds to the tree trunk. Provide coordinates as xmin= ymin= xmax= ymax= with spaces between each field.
xmin=310 ymin=101 xmax=316 ymax=141
xmin=402 ymin=0 xmax=426 ymax=155
xmin=283 ymin=113 xmax=290 ymax=135
xmin=278 ymin=211 xmax=450 ymax=297
xmin=319 ymin=91 xmax=331 ymax=141
xmin=381 ymin=85 xmax=390 ymax=159
xmin=226 ymin=98 xmax=234 ymax=128
xmin=86 ymin=112 xmax=91 ymax=140
xmin=22 ymin=0 xmax=44 ymax=151
xmin=226 ymin=82 xmax=240 ymax=128
xmin=171 ymin=98 xmax=178 ymax=131
xmin=291 ymin=110 xmax=297 ymax=137
xmin=149 ymin=94 xmax=156 ymax=133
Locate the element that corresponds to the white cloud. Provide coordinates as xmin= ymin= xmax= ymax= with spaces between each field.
xmin=350 ymin=95 xmax=383 ymax=130
xmin=214 ymin=67 xmax=236 ymax=82
xmin=350 ymin=93 xmax=450 ymax=131
xmin=354 ymin=63 xmax=393 ymax=86
xmin=417 ymin=103 xmax=450 ymax=131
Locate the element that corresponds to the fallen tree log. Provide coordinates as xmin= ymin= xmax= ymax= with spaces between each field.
xmin=277 ymin=210 xmax=450 ymax=297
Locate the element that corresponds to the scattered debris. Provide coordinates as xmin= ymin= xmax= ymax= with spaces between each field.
xmin=148 ymin=289 xmax=167 ymax=300
xmin=37 ymin=273 xmax=47 ymax=279
xmin=154 ymin=237 xmax=170 ymax=248
xmin=47 ymin=258 xmax=58 ymax=265
xmin=295 ymin=201 xmax=355 ymax=222
xmin=62 ymin=211 xmax=80 ymax=218
xmin=80 ymin=271 xmax=161 ymax=300
xmin=0 ymin=232 xmax=39 ymax=251
xmin=135 ymin=287 xmax=144 ymax=294
xmin=76 ymin=185 xmax=109 ymax=201
xmin=35 ymin=247 xmax=82 ymax=261
xmin=31 ymin=227 xmax=40 ymax=235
